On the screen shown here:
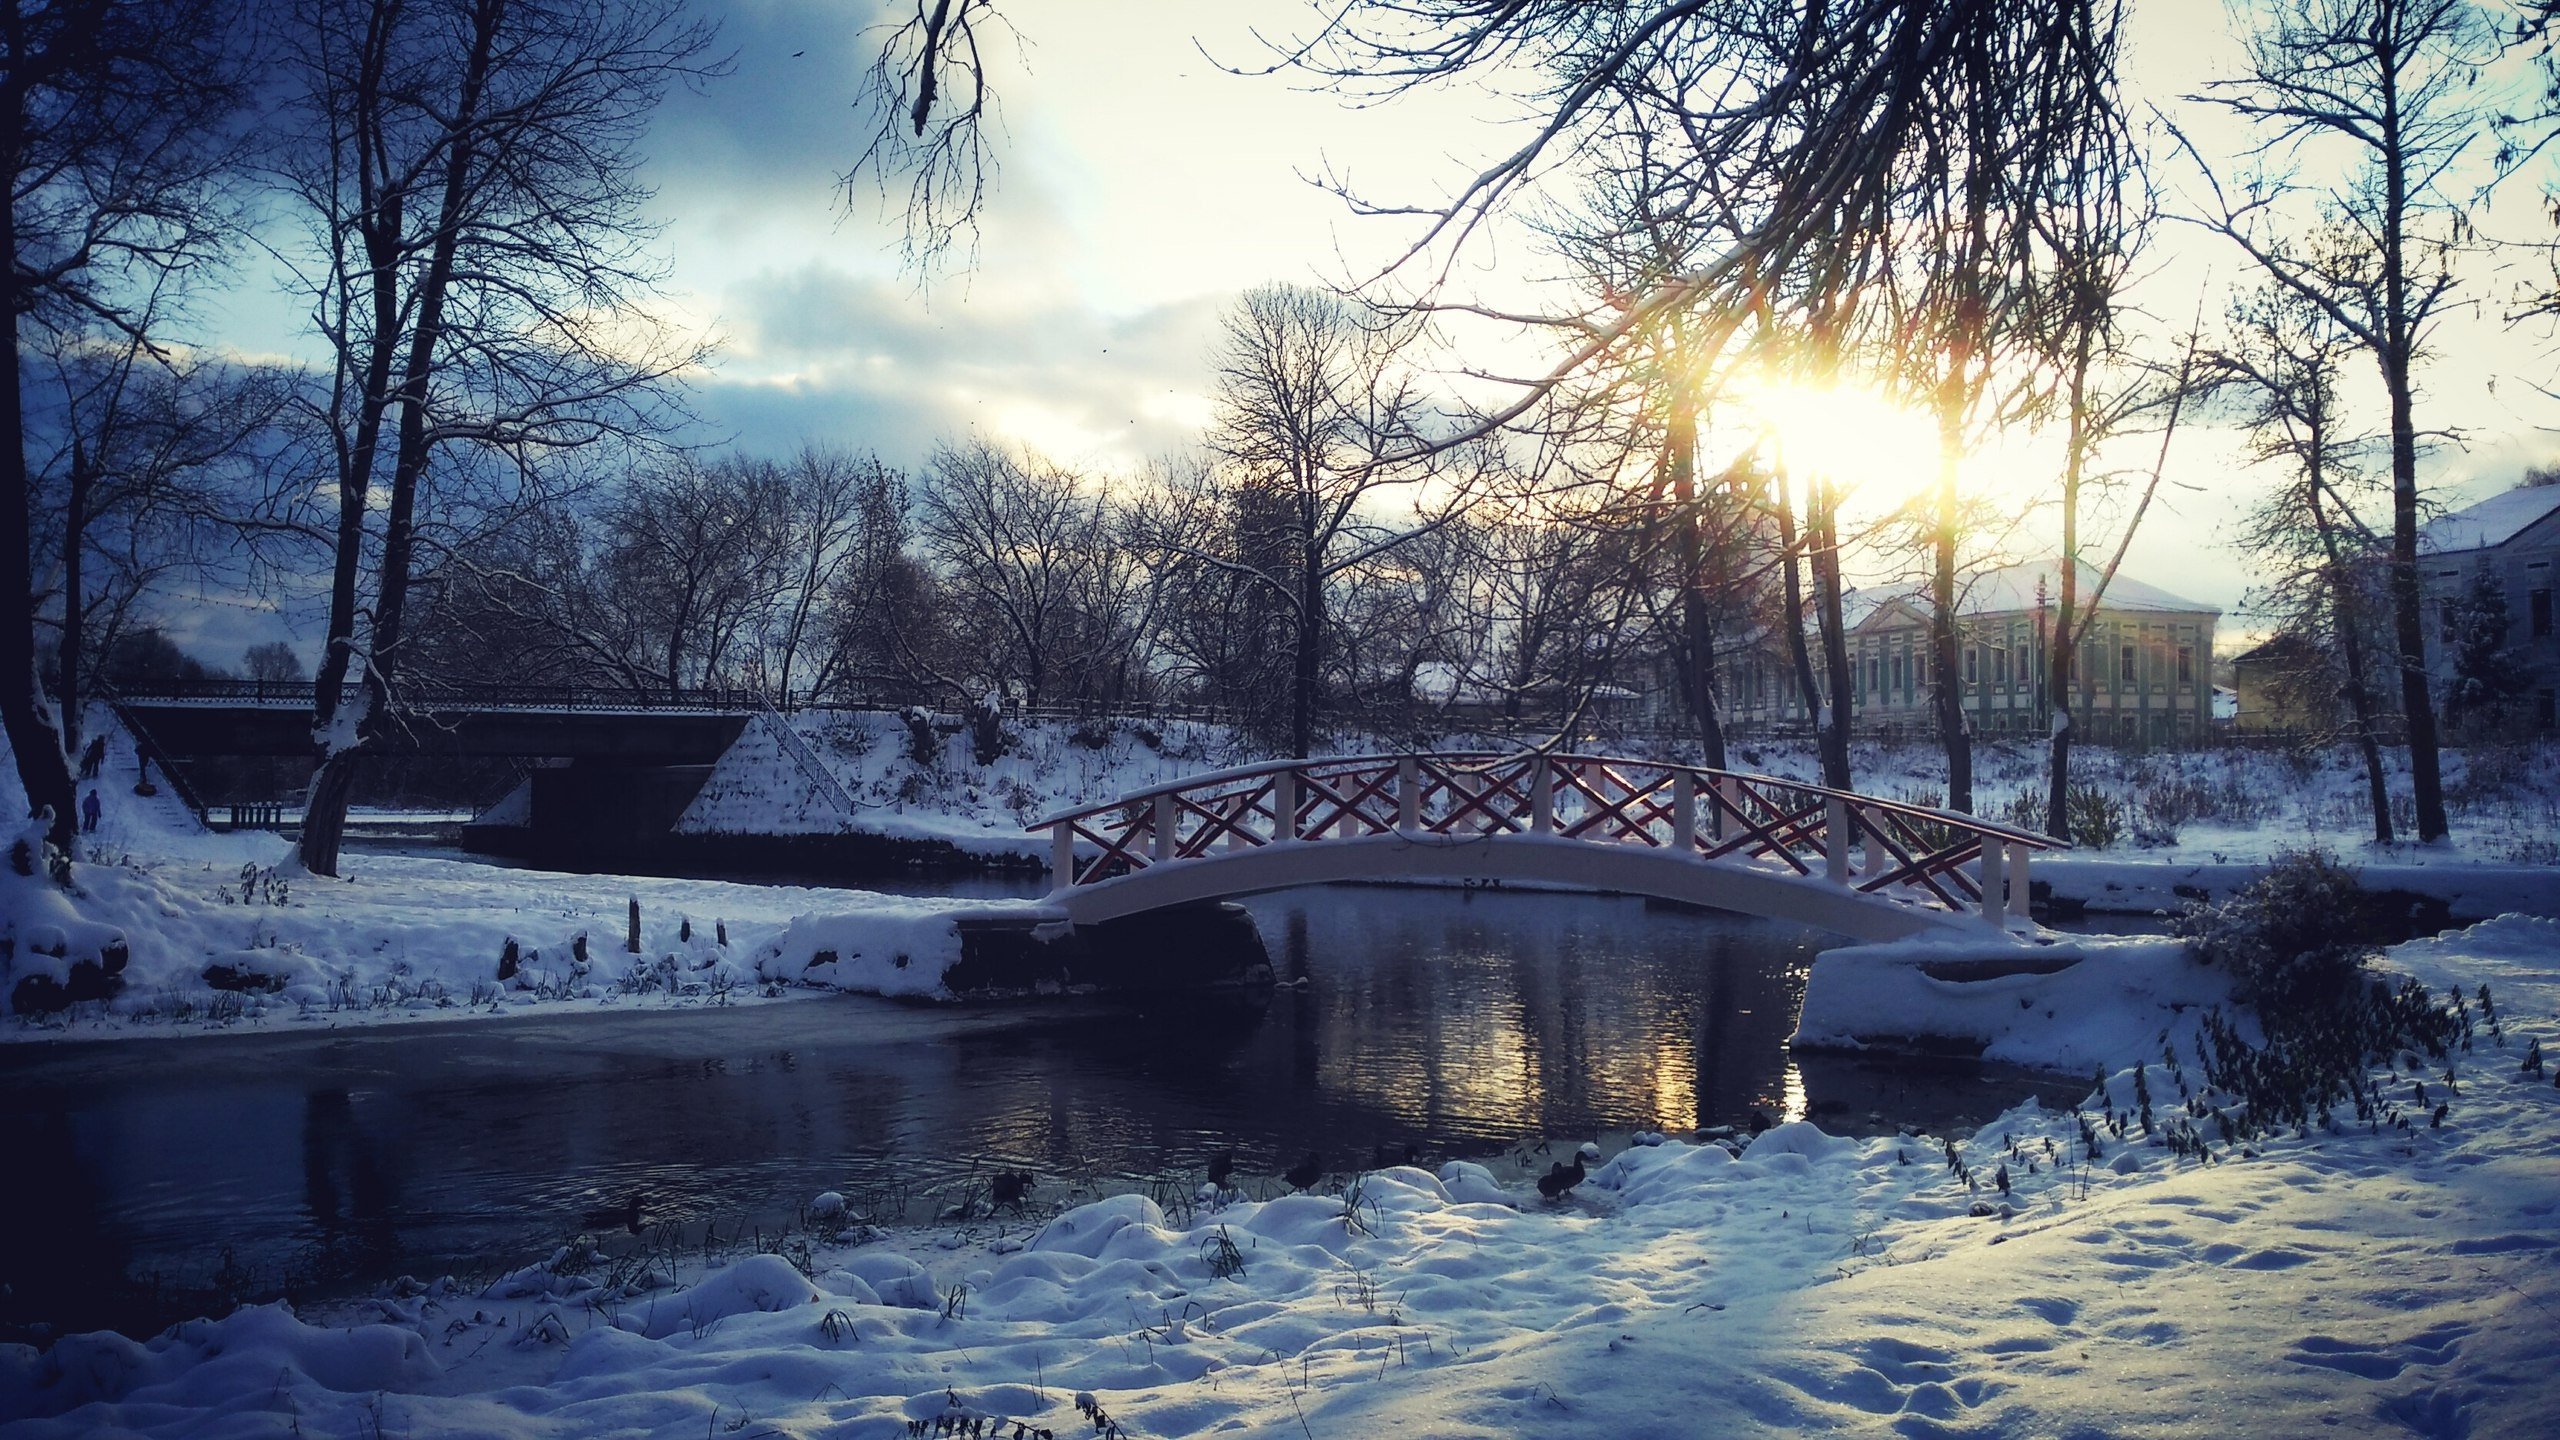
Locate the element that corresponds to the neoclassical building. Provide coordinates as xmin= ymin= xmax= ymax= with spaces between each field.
xmin=1716 ymin=558 xmax=2221 ymax=745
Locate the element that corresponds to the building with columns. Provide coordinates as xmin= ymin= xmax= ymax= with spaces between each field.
xmin=1716 ymin=558 xmax=2221 ymax=746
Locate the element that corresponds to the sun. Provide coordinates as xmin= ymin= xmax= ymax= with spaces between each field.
xmin=1720 ymin=377 xmax=1943 ymax=515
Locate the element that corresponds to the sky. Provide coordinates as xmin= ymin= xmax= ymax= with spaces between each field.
xmin=183 ymin=0 xmax=2560 ymax=662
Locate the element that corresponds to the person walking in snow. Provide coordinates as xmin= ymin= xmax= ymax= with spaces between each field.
xmin=79 ymin=734 xmax=106 ymax=778
xmin=81 ymin=789 xmax=101 ymax=833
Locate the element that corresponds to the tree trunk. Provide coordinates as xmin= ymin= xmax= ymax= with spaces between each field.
xmin=0 ymin=181 xmax=78 ymax=863
xmin=1292 ymin=558 xmax=1320 ymax=759
xmin=2309 ymin=476 xmax=2393 ymax=843
xmin=1808 ymin=475 xmax=1854 ymax=792
xmin=299 ymin=748 xmax=361 ymax=876
xmin=2045 ymin=331 xmax=2088 ymax=842
xmin=2384 ymin=370 xmax=2446 ymax=841
xmin=60 ymin=442 xmax=89 ymax=758
xmin=1930 ymin=404 xmax=1972 ymax=814
xmin=1770 ymin=459 xmax=1824 ymax=757
xmin=1668 ymin=392 xmax=1725 ymax=769
xmin=2379 ymin=84 xmax=2447 ymax=842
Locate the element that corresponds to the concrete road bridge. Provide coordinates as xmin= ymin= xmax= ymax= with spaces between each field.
xmin=105 ymin=681 xmax=774 ymax=843
xmin=1033 ymin=752 xmax=2059 ymax=941
xmin=108 ymin=681 xmax=761 ymax=761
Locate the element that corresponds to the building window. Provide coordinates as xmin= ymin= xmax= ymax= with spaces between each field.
xmin=1965 ymin=648 xmax=1979 ymax=686
xmin=1867 ymin=656 xmax=1880 ymax=693
xmin=2539 ymin=689 xmax=2557 ymax=731
xmin=2534 ymin=589 xmax=2553 ymax=639
xmin=2177 ymin=645 xmax=2194 ymax=684
xmin=2120 ymin=645 xmax=2137 ymax=684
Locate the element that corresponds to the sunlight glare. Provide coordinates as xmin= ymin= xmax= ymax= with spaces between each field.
xmin=1726 ymin=379 xmax=1940 ymax=514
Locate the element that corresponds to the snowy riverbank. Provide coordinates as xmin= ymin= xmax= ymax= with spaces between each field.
xmin=4 ymin=915 xmax=2553 ymax=1438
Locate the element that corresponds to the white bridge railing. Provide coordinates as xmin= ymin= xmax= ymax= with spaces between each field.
xmin=1033 ymin=752 xmax=2062 ymax=928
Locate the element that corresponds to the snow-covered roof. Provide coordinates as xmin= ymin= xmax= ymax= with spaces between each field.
xmin=1962 ymin=559 xmax=2214 ymax=616
xmin=2419 ymin=485 xmax=2560 ymax=556
xmin=1853 ymin=559 xmax=2216 ymax=627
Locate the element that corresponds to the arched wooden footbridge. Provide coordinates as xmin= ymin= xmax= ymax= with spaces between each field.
xmin=1032 ymin=752 xmax=2058 ymax=942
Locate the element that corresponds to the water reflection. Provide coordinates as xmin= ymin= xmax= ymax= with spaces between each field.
xmin=0 ymin=885 xmax=2075 ymax=1340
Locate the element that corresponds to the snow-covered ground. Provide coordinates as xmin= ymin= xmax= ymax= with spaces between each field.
xmin=2 ymin=720 xmax=1019 ymax=1033
xmin=4 ymin=915 xmax=2552 ymax=1438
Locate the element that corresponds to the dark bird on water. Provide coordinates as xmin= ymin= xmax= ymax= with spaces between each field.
xmin=1204 ymin=1149 xmax=1235 ymax=1189
xmin=1282 ymin=1150 xmax=1324 ymax=1191
xmin=990 ymin=1170 xmax=1034 ymax=1212
xmin=581 ymin=1192 xmax=644 ymax=1235
xmin=1371 ymin=1141 xmax=1419 ymax=1170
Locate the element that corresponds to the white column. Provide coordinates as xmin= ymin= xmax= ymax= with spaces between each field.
xmin=1672 ymin=771 xmax=1696 ymax=853
xmin=1863 ymin=823 xmax=1884 ymax=879
xmin=1397 ymin=756 xmax=1420 ymax=832
xmin=1979 ymin=843 xmax=2007 ymax=929
xmin=1824 ymin=796 xmax=1850 ymax=883
xmin=1531 ymin=757 xmax=1554 ymax=834
xmin=1153 ymin=791 xmax=1177 ymax=863
xmin=1050 ymin=823 xmax=1074 ymax=890
xmin=2007 ymin=840 xmax=2032 ymax=920
xmin=1272 ymin=768 xmax=1298 ymax=842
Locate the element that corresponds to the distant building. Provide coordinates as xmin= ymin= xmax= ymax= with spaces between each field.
xmin=2418 ymin=482 xmax=2560 ymax=733
xmin=2230 ymin=631 xmax=2338 ymax=734
xmin=1716 ymin=558 xmax=2221 ymax=746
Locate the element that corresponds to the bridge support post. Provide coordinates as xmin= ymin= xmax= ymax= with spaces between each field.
xmin=1051 ymin=824 xmax=1074 ymax=890
xmin=1824 ymin=797 xmax=1850 ymax=883
xmin=1531 ymin=757 xmax=1553 ymax=834
xmin=1397 ymin=756 xmax=1419 ymax=832
xmin=1862 ymin=823 xmax=1883 ymax=879
xmin=2007 ymin=840 xmax=2031 ymax=921
xmin=1273 ymin=767 xmax=1298 ymax=842
xmin=1979 ymin=845 xmax=2007 ymax=929
xmin=1672 ymin=772 xmax=1695 ymax=853
xmin=1154 ymin=792 xmax=1177 ymax=863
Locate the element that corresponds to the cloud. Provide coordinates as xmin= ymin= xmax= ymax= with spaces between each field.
xmin=688 ymin=259 xmax=1226 ymax=471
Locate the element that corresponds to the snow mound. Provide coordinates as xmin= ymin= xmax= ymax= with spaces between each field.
xmin=1795 ymin=931 xmax=2230 ymax=1071
xmin=1030 ymin=1194 xmax=1169 ymax=1258
xmin=752 ymin=906 xmax=972 ymax=998
xmin=1435 ymin=1159 xmax=1518 ymax=1208
xmin=0 ymin=1303 xmax=437 ymax=1421
xmin=635 ymin=1254 xmax=823 ymax=1340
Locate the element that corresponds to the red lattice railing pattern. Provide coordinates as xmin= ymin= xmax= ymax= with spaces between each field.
xmin=1035 ymin=752 xmax=2061 ymax=922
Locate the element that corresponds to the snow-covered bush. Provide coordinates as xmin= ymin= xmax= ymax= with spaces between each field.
xmin=2174 ymin=847 xmax=2377 ymax=1008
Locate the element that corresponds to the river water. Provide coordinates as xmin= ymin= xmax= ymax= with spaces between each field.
xmin=0 ymin=859 xmax=2088 ymax=1339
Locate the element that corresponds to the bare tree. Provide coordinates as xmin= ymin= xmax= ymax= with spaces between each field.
xmin=2 ymin=0 xmax=244 ymax=864
xmin=275 ymin=0 xmax=720 ymax=875
xmin=29 ymin=330 xmax=297 ymax=752
xmin=1197 ymin=283 xmax=1472 ymax=757
xmin=843 ymin=0 xmax=1009 ymax=272
xmin=2211 ymin=277 xmax=2399 ymax=839
xmin=914 ymin=437 xmax=1134 ymax=710
xmin=243 ymin=641 xmax=306 ymax=685
xmin=2179 ymin=0 xmax=2495 ymax=843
